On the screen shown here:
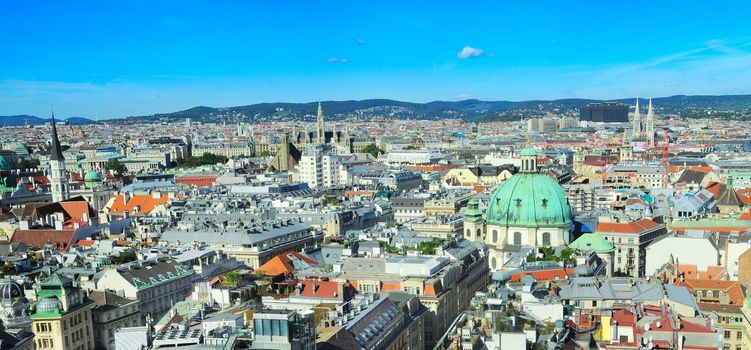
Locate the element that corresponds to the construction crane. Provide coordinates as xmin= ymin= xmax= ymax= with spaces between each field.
xmin=661 ymin=128 xmax=670 ymax=188
xmin=452 ymin=105 xmax=488 ymax=147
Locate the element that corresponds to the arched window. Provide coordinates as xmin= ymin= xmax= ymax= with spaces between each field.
xmin=491 ymin=257 xmax=497 ymax=269
xmin=466 ymin=229 xmax=471 ymax=238
xmin=492 ymin=230 xmax=498 ymax=243
xmin=542 ymin=232 xmax=551 ymax=246
xmin=476 ymin=228 xmax=482 ymax=238
xmin=513 ymin=232 xmax=522 ymax=246
xmin=707 ymin=290 xmax=714 ymax=298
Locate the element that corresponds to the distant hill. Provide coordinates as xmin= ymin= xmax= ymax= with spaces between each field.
xmin=4 ymin=94 xmax=750 ymax=126
xmin=0 ymin=115 xmax=95 ymax=126
xmin=117 ymin=94 xmax=751 ymax=124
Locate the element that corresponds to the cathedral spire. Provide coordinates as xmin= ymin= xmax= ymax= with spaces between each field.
xmin=50 ymin=106 xmax=65 ymax=161
xmin=316 ymin=101 xmax=325 ymax=144
xmin=646 ymin=98 xmax=655 ymax=146
xmin=631 ymin=98 xmax=641 ymax=140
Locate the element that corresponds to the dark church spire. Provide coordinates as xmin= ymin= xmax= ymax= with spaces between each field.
xmin=50 ymin=106 xmax=65 ymax=161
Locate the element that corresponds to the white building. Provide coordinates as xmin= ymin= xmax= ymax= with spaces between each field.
xmin=724 ymin=237 xmax=751 ymax=281
xmin=644 ymin=232 xmax=720 ymax=277
xmin=385 ymin=149 xmax=447 ymax=165
xmin=95 ymin=259 xmax=194 ymax=321
xmin=296 ymin=145 xmax=351 ymax=189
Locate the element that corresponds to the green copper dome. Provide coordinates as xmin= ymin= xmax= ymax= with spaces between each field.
xmin=569 ymin=233 xmax=614 ymax=253
xmin=485 ymin=173 xmax=572 ymax=228
xmin=84 ymin=170 xmax=102 ymax=182
xmin=84 ymin=170 xmax=102 ymax=188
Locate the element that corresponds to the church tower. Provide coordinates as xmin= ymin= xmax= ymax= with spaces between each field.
xmin=463 ymin=196 xmax=484 ymax=241
xmin=631 ymin=98 xmax=641 ymax=141
xmin=646 ymin=98 xmax=655 ymax=147
xmin=316 ymin=102 xmax=325 ymax=144
xmin=49 ymin=108 xmax=69 ymax=202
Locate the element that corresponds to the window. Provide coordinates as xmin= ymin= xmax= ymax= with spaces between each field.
xmin=491 ymin=257 xmax=497 ymax=270
xmin=542 ymin=232 xmax=551 ymax=246
xmin=492 ymin=230 xmax=498 ymax=243
xmin=513 ymin=232 xmax=522 ymax=246
xmin=737 ymin=331 xmax=742 ymax=340
xmin=476 ymin=228 xmax=481 ymax=238
xmin=465 ymin=229 xmax=470 ymax=238
xmin=725 ymin=330 xmax=731 ymax=339
xmin=262 ymin=319 xmax=271 ymax=336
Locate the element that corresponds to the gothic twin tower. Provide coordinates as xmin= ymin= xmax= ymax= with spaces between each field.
xmin=630 ymin=98 xmax=656 ymax=146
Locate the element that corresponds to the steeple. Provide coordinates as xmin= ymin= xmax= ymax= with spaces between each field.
xmin=48 ymin=106 xmax=68 ymax=202
xmin=50 ymin=107 xmax=65 ymax=161
xmin=316 ymin=102 xmax=325 ymax=144
xmin=631 ymin=98 xmax=641 ymax=140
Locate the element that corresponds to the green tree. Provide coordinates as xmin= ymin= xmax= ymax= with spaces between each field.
xmin=319 ymin=263 xmax=333 ymax=273
xmin=224 ymin=271 xmax=241 ymax=285
xmin=362 ymin=144 xmax=384 ymax=158
xmin=111 ymin=251 xmax=137 ymax=265
xmin=177 ymin=153 xmax=229 ymax=168
xmin=104 ymin=159 xmax=128 ymax=174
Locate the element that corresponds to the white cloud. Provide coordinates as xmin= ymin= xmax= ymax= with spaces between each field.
xmin=326 ymin=57 xmax=350 ymax=64
xmin=457 ymin=46 xmax=484 ymax=59
xmin=355 ymin=38 xmax=367 ymax=45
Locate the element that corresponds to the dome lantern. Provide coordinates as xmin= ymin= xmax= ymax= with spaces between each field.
xmin=520 ymin=147 xmax=538 ymax=173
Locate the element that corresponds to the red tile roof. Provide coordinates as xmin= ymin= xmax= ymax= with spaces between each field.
xmin=77 ymin=239 xmax=96 ymax=247
xmin=175 ymin=175 xmax=218 ymax=187
xmin=109 ymin=193 xmax=170 ymax=215
xmin=669 ymin=165 xmax=713 ymax=174
xmin=611 ymin=309 xmax=636 ymax=326
xmin=289 ymin=280 xmax=341 ymax=299
xmin=509 ymin=268 xmax=572 ymax=282
xmin=59 ymin=201 xmax=94 ymax=226
xmin=257 ymin=251 xmax=318 ymax=276
xmin=597 ymin=218 xmax=661 ymax=234
xmin=674 ymin=279 xmax=744 ymax=305
xmin=10 ymin=229 xmax=76 ymax=251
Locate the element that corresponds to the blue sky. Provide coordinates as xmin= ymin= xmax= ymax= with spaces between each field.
xmin=1 ymin=1 xmax=750 ymax=119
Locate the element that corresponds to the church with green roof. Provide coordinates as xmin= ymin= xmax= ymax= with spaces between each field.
xmin=464 ymin=147 xmax=574 ymax=270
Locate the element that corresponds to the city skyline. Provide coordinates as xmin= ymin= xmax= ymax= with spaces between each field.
xmin=2 ymin=1 xmax=751 ymax=118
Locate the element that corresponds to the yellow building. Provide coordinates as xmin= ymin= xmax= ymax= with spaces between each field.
xmin=742 ymin=297 xmax=751 ymax=350
xmin=31 ymin=274 xmax=95 ymax=350
xmin=443 ymin=165 xmax=514 ymax=186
